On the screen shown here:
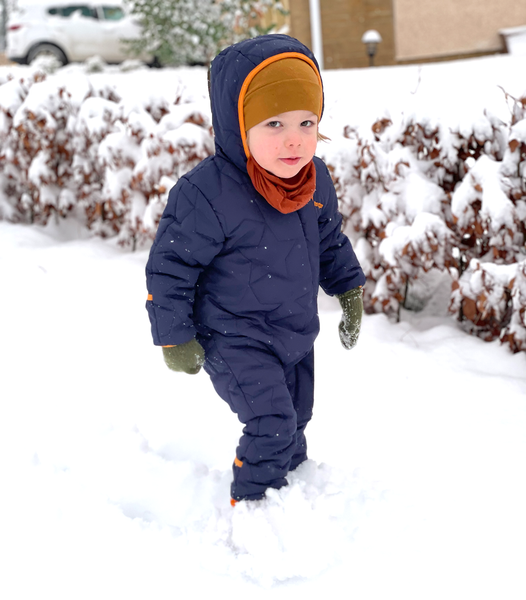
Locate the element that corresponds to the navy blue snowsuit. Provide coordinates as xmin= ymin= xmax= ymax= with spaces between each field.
xmin=146 ymin=35 xmax=366 ymax=501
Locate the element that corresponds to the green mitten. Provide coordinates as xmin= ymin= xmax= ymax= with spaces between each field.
xmin=337 ymin=287 xmax=363 ymax=350
xmin=162 ymin=339 xmax=205 ymax=374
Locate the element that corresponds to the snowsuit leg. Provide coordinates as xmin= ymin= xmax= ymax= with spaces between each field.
xmin=287 ymin=348 xmax=314 ymax=471
xmin=202 ymin=335 xmax=314 ymax=501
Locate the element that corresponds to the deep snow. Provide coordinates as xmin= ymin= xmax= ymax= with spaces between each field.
xmin=1 ymin=53 xmax=526 ymax=600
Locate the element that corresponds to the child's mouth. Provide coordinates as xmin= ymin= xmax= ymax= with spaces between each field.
xmin=280 ymin=157 xmax=301 ymax=165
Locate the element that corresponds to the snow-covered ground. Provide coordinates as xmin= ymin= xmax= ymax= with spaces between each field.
xmin=1 ymin=54 xmax=526 ymax=599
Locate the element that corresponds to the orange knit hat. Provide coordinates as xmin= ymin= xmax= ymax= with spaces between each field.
xmin=243 ymin=58 xmax=322 ymax=131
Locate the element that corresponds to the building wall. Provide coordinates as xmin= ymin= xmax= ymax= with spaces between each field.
xmin=289 ymin=0 xmax=396 ymax=69
xmin=288 ymin=0 xmax=312 ymax=48
xmin=394 ymin=0 xmax=526 ymax=61
xmin=288 ymin=0 xmax=526 ymax=69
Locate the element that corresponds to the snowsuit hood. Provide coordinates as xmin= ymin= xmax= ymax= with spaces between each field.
xmin=208 ymin=34 xmax=324 ymax=173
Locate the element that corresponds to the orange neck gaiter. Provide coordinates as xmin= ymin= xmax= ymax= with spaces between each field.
xmin=247 ymin=156 xmax=316 ymax=214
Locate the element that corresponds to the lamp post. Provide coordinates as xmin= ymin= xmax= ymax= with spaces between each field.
xmin=309 ymin=0 xmax=323 ymax=70
xmin=361 ymin=29 xmax=382 ymax=67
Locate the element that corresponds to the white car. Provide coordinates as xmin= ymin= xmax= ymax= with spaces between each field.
xmin=6 ymin=1 xmax=151 ymax=65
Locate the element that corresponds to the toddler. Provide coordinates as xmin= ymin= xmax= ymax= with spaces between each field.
xmin=145 ymin=34 xmax=365 ymax=504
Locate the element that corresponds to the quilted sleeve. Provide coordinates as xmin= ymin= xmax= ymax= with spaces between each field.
xmin=317 ymin=162 xmax=366 ymax=296
xmin=145 ymin=177 xmax=225 ymax=346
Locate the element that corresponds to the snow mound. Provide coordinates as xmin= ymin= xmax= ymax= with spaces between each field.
xmin=65 ymin=419 xmax=383 ymax=587
xmin=190 ymin=460 xmax=383 ymax=586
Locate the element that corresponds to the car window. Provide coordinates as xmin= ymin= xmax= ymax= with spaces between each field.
xmin=101 ymin=6 xmax=125 ymax=20
xmin=48 ymin=5 xmax=98 ymax=19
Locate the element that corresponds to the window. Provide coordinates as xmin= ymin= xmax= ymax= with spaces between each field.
xmin=47 ymin=5 xmax=98 ymax=19
xmin=101 ymin=6 xmax=125 ymax=21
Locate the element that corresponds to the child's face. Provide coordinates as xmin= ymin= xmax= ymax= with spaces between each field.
xmin=246 ymin=110 xmax=318 ymax=179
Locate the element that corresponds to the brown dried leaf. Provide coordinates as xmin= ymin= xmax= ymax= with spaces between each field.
xmin=509 ymin=138 xmax=520 ymax=153
xmin=186 ymin=113 xmax=205 ymax=127
xmin=462 ymin=297 xmax=477 ymax=322
xmin=372 ymin=118 xmax=392 ymax=136
xmin=343 ymin=125 xmax=355 ymax=139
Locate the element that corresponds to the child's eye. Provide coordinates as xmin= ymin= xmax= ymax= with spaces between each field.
xmin=301 ymin=120 xmax=315 ymax=127
xmin=267 ymin=120 xmax=281 ymax=128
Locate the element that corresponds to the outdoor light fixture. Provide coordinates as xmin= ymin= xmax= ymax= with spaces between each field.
xmin=361 ymin=29 xmax=382 ymax=66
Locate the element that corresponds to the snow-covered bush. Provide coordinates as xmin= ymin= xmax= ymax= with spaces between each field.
xmin=0 ymin=70 xmax=77 ymax=223
xmin=450 ymin=258 xmax=526 ymax=352
xmin=502 ymin=261 xmax=526 ymax=352
xmin=0 ymin=69 xmax=213 ymax=249
xmin=450 ymin=259 xmax=515 ymax=340
xmin=1 ymin=68 xmax=525 ymax=352
xmin=330 ymin=93 xmax=526 ymax=352
xmin=103 ymin=101 xmax=214 ymax=249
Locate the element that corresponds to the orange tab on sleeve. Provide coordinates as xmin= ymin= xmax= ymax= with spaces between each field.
xmin=147 ymin=294 xmax=153 ymax=301
xmin=234 ymin=457 xmax=243 ymax=468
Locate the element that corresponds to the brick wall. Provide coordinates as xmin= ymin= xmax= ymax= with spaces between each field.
xmin=289 ymin=0 xmax=312 ymax=48
xmin=289 ymin=0 xmax=396 ymax=68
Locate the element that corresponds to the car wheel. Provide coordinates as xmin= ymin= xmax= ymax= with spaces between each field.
xmin=27 ymin=43 xmax=68 ymax=65
xmin=148 ymin=56 xmax=162 ymax=69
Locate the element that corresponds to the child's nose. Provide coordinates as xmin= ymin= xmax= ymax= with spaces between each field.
xmin=285 ymin=130 xmax=302 ymax=147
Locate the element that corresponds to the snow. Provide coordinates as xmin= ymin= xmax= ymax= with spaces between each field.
xmin=500 ymin=26 xmax=526 ymax=56
xmin=452 ymin=155 xmax=515 ymax=230
xmin=380 ymin=212 xmax=451 ymax=267
xmin=361 ymin=29 xmax=382 ymax=44
xmin=319 ymin=54 xmax=526 ymax=144
xmin=510 ymin=118 xmax=526 ymax=143
xmin=0 ymin=76 xmax=27 ymax=116
xmin=397 ymin=170 xmax=445 ymax=219
xmin=76 ymin=97 xmax=124 ymax=138
xmin=1 ymin=54 xmax=526 ymax=599
xmin=1 ymin=220 xmax=525 ymax=600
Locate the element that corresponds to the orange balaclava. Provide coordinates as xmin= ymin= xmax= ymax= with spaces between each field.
xmin=242 ymin=57 xmax=323 ymax=214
